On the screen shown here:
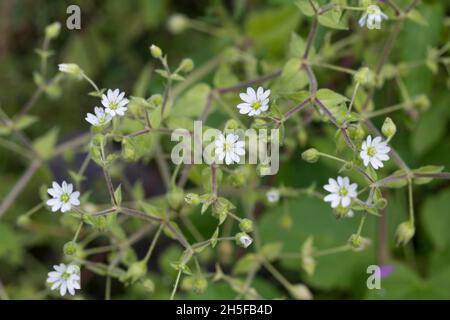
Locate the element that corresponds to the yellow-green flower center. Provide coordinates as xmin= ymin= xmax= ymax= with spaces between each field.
xmin=110 ymin=102 xmax=118 ymax=110
xmin=367 ymin=146 xmax=376 ymax=157
xmin=339 ymin=187 xmax=348 ymax=196
xmin=251 ymin=100 xmax=262 ymax=110
xmin=60 ymin=193 xmax=70 ymax=203
xmin=61 ymin=271 xmax=71 ymax=280
xmin=224 ymin=143 xmax=232 ymax=152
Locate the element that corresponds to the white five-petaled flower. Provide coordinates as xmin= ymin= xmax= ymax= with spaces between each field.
xmin=46 ymin=181 xmax=80 ymax=213
xmin=237 ymin=86 xmax=270 ymax=117
xmin=266 ymin=190 xmax=280 ymax=203
xmin=239 ymin=235 xmax=253 ymax=248
xmin=101 ymin=89 xmax=129 ymax=117
xmin=47 ymin=263 xmax=81 ymax=296
xmin=85 ymin=107 xmax=113 ymax=127
xmin=358 ymin=5 xmax=388 ymax=30
xmin=324 ymin=176 xmax=358 ymax=208
xmin=360 ymin=135 xmax=390 ymax=170
xmin=215 ymin=133 xmax=245 ymax=165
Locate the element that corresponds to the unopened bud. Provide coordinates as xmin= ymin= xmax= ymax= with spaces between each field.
xmin=16 ymin=215 xmax=31 ymax=227
xmin=58 ymin=63 xmax=83 ymax=78
xmin=124 ymin=261 xmax=147 ymax=284
xmin=166 ymin=187 xmax=184 ymax=209
xmin=236 ymin=233 xmax=253 ymax=248
xmin=150 ymin=44 xmax=163 ymax=59
xmin=167 ymin=14 xmax=190 ymax=34
xmin=45 ymin=22 xmax=61 ymax=40
xmin=354 ymin=67 xmax=376 ymax=87
xmin=289 ymin=284 xmax=313 ymax=300
xmin=184 ymin=193 xmax=200 ymax=205
xmin=192 ymin=276 xmax=208 ymax=294
xmin=239 ymin=218 xmax=254 ymax=233
xmin=180 ymin=58 xmax=194 ymax=73
xmin=149 ymin=94 xmax=163 ymax=107
xmin=395 ymin=221 xmax=415 ymax=246
xmin=122 ymin=139 xmax=136 ymax=161
xmin=63 ymin=241 xmax=79 ymax=257
xmin=301 ymin=148 xmax=320 ymax=163
xmin=413 ymin=94 xmax=430 ymax=111
xmin=382 ymin=117 xmax=396 ymax=139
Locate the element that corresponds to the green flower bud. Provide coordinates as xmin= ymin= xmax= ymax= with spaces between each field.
xmin=184 ymin=193 xmax=200 ymax=205
xmin=413 ymin=94 xmax=430 ymax=111
xmin=92 ymin=216 xmax=109 ymax=232
xmin=359 ymin=0 xmax=371 ymax=8
xmin=192 ymin=276 xmax=208 ymax=294
xmin=140 ymin=278 xmax=155 ymax=293
xmin=334 ymin=205 xmax=352 ymax=219
xmin=16 ymin=215 xmax=31 ymax=227
xmin=296 ymin=129 xmax=308 ymax=146
xmin=289 ymin=284 xmax=313 ymax=300
xmin=166 ymin=187 xmax=184 ymax=209
xmin=167 ymin=14 xmax=190 ymax=34
xmin=124 ymin=261 xmax=147 ymax=284
xmin=235 ymin=232 xmax=253 ymax=248
xmin=301 ymin=237 xmax=316 ymax=276
xmin=252 ymin=118 xmax=268 ymax=129
xmin=239 ymin=218 xmax=254 ymax=233
xmin=150 ymin=44 xmax=163 ymax=59
xmin=301 ymin=148 xmax=320 ymax=163
xmin=395 ymin=221 xmax=415 ymax=246
xmin=58 ymin=63 xmax=83 ymax=78
xmin=349 ymin=234 xmax=370 ymax=252
xmin=180 ymin=58 xmax=194 ymax=73
xmin=375 ymin=197 xmax=388 ymax=210
xmin=122 ymin=138 xmax=137 ymax=162
xmin=149 ymin=94 xmax=163 ymax=107
xmin=381 ymin=64 xmax=397 ymax=80
xmin=354 ymin=67 xmax=376 ymax=87
xmin=348 ymin=125 xmax=365 ymax=141
xmin=382 ymin=117 xmax=397 ymax=139
xmin=224 ymin=119 xmax=239 ymax=130
xmin=63 ymin=241 xmax=79 ymax=257
xmin=45 ymin=22 xmax=61 ymax=40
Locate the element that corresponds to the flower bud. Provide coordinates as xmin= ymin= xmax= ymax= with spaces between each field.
xmin=167 ymin=14 xmax=190 ymax=34
xmin=236 ymin=233 xmax=253 ymax=248
xmin=354 ymin=67 xmax=376 ymax=87
xmin=166 ymin=187 xmax=184 ymax=209
xmin=239 ymin=218 xmax=254 ymax=233
xmin=45 ymin=22 xmax=61 ymax=40
xmin=375 ymin=197 xmax=388 ymax=210
xmin=149 ymin=44 xmax=163 ymax=59
xmin=296 ymin=129 xmax=308 ymax=146
xmin=149 ymin=94 xmax=163 ymax=107
xmin=289 ymin=284 xmax=313 ymax=300
xmin=123 ymin=261 xmax=147 ymax=284
xmin=63 ymin=241 xmax=79 ymax=257
xmin=413 ymin=94 xmax=430 ymax=111
xmin=301 ymin=148 xmax=320 ymax=163
xmin=395 ymin=221 xmax=415 ymax=246
xmin=348 ymin=125 xmax=365 ymax=141
xmin=349 ymin=234 xmax=371 ymax=252
xmin=224 ymin=119 xmax=239 ymax=130
xmin=266 ymin=189 xmax=280 ymax=203
xmin=192 ymin=276 xmax=208 ymax=294
xmin=58 ymin=63 xmax=83 ymax=78
xmin=16 ymin=215 xmax=31 ymax=227
xmin=180 ymin=58 xmax=194 ymax=73
xmin=381 ymin=64 xmax=397 ymax=80
xmin=334 ymin=205 xmax=352 ymax=219
xmin=382 ymin=117 xmax=396 ymax=139
xmin=122 ymin=138 xmax=137 ymax=161
xmin=184 ymin=193 xmax=200 ymax=205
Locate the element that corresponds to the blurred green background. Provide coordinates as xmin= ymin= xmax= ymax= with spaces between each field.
xmin=0 ymin=0 xmax=450 ymax=299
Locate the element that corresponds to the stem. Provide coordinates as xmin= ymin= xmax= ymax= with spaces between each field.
xmin=143 ymin=224 xmax=164 ymax=263
xmin=170 ymin=268 xmax=182 ymax=300
xmin=408 ymin=180 xmax=414 ymax=224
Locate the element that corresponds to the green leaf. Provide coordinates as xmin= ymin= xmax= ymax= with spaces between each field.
xmin=383 ymin=169 xmax=408 ymax=188
xmin=213 ymin=64 xmax=239 ymax=88
xmin=317 ymin=8 xmax=348 ymax=30
xmin=232 ymin=254 xmax=259 ymax=275
xmin=13 ymin=115 xmax=38 ymax=131
xmin=413 ymin=165 xmax=444 ymax=185
xmin=288 ymin=32 xmax=306 ymax=58
xmin=139 ymin=201 xmax=166 ymax=220
xmin=261 ymin=242 xmax=283 ymax=262
xmin=0 ymin=223 xmax=23 ymax=265
xmin=422 ymin=189 xmax=450 ymax=249
xmin=245 ymin=5 xmax=301 ymax=58
xmin=407 ymin=9 xmax=428 ymax=26
xmin=172 ymin=84 xmax=211 ymax=118
xmin=210 ymin=228 xmax=219 ymax=248
xmin=33 ymin=128 xmax=59 ymax=160
xmin=272 ymin=58 xmax=308 ymax=95
xmin=114 ymin=185 xmax=122 ymax=206
xmin=295 ymin=0 xmax=317 ymax=17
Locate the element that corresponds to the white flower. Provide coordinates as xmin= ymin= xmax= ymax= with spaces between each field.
xmin=239 ymin=235 xmax=253 ymax=248
xmin=360 ymin=135 xmax=391 ymax=170
xmin=237 ymin=86 xmax=270 ymax=117
xmin=266 ymin=189 xmax=280 ymax=203
xmin=215 ymin=133 xmax=245 ymax=165
xmin=46 ymin=181 xmax=80 ymax=213
xmin=47 ymin=263 xmax=81 ymax=296
xmin=85 ymin=107 xmax=113 ymax=126
xmin=323 ymin=176 xmax=358 ymax=208
xmin=101 ymin=89 xmax=129 ymax=117
xmin=358 ymin=5 xmax=388 ymax=30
